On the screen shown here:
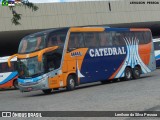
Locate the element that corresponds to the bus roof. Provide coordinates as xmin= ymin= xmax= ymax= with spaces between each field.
xmin=25 ymin=28 xmax=69 ymax=38
xmin=0 ymin=56 xmax=17 ymax=63
xmin=23 ymin=27 xmax=151 ymax=37
xmin=69 ymin=27 xmax=151 ymax=32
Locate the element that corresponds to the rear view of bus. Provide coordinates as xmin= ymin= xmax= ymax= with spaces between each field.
xmin=0 ymin=56 xmax=18 ymax=89
xmin=153 ymin=38 xmax=160 ymax=67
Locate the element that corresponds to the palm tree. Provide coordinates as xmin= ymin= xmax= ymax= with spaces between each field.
xmin=9 ymin=0 xmax=39 ymax=25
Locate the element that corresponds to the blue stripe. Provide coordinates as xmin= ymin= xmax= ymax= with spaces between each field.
xmin=155 ymin=54 xmax=160 ymax=59
xmin=18 ymin=76 xmax=43 ymax=84
xmin=105 ymin=28 xmax=129 ymax=32
xmin=0 ymin=72 xmax=18 ymax=85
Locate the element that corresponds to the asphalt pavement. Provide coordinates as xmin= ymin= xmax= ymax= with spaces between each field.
xmin=0 ymin=69 xmax=160 ymax=120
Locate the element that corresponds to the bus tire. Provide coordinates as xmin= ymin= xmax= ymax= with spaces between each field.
xmin=13 ymin=80 xmax=19 ymax=89
xmin=42 ymin=89 xmax=52 ymax=94
xmin=66 ymin=75 xmax=76 ymax=91
xmin=133 ymin=66 xmax=141 ymax=79
xmin=124 ymin=67 xmax=133 ymax=80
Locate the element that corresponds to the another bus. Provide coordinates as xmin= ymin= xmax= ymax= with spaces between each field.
xmin=0 ymin=56 xmax=18 ymax=89
xmin=153 ymin=38 xmax=160 ymax=67
xmin=8 ymin=27 xmax=156 ymax=94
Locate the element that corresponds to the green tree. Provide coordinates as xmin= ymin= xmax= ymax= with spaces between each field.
xmin=9 ymin=0 xmax=39 ymax=25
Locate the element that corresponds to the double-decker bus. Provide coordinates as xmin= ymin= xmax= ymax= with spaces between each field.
xmin=8 ymin=27 xmax=156 ymax=94
xmin=153 ymin=38 xmax=160 ymax=67
xmin=0 ymin=56 xmax=18 ymax=89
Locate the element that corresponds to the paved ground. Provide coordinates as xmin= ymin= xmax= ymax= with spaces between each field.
xmin=0 ymin=69 xmax=160 ymax=120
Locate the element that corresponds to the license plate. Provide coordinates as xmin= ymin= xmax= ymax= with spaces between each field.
xmin=27 ymin=87 xmax=33 ymax=91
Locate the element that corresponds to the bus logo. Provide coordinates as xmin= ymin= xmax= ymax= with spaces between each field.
xmin=71 ymin=52 xmax=82 ymax=57
xmin=89 ymin=47 xmax=126 ymax=57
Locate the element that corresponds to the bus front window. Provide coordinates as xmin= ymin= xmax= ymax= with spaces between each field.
xmin=17 ymin=57 xmax=45 ymax=78
xmin=18 ymin=35 xmax=46 ymax=54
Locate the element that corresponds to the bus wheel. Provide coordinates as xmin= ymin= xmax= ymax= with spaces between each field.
xmin=124 ymin=67 xmax=133 ymax=80
xmin=42 ymin=89 xmax=52 ymax=94
xmin=13 ymin=80 xmax=19 ymax=89
xmin=66 ymin=75 xmax=75 ymax=91
xmin=133 ymin=66 xmax=141 ymax=79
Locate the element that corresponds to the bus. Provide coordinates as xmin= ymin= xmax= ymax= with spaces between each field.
xmin=8 ymin=27 xmax=156 ymax=94
xmin=0 ymin=56 xmax=18 ymax=89
xmin=153 ymin=38 xmax=160 ymax=67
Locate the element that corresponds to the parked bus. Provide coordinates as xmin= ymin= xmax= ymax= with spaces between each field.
xmin=0 ymin=56 xmax=18 ymax=89
xmin=153 ymin=38 xmax=160 ymax=67
xmin=8 ymin=27 xmax=156 ymax=94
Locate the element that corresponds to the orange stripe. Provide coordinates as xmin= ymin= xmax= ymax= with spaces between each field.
xmin=0 ymin=76 xmax=18 ymax=88
xmin=138 ymin=42 xmax=152 ymax=65
xmin=130 ymin=28 xmax=151 ymax=31
xmin=109 ymin=60 xmax=125 ymax=79
xmin=70 ymin=27 xmax=105 ymax=32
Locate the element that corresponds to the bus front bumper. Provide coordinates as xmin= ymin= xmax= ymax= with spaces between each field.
xmin=18 ymin=77 xmax=49 ymax=92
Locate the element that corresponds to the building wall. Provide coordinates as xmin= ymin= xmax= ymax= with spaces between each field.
xmin=0 ymin=0 xmax=160 ymax=31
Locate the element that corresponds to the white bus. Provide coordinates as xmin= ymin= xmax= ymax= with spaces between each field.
xmin=153 ymin=38 xmax=160 ymax=67
xmin=0 ymin=56 xmax=18 ymax=89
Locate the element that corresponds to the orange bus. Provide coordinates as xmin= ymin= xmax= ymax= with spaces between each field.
xmin=0 ymin=56 xmax=18 ymax=89
xmin=8 ymin=27 xmax=156 ymax=94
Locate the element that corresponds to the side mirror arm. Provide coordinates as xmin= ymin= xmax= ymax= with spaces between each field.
xmin=8 ymin=54 xmax=18 ymax=67
xmin=38 ymin=46 xmax=59 ymax=62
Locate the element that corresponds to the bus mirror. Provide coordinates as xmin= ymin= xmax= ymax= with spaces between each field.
xmin=8 ymin=54 xmax=18 ymax=67
xmin=38 ymin=46 xmax=58 ymax=62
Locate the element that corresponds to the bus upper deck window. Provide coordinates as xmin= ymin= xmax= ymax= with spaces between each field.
xmin=35 ymin=37 xmax=42 ymax=50
xmin=21 ymin=40 xmax=28 ymax=53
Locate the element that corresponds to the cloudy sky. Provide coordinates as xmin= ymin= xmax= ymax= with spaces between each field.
xmin=29 ymin=0 xmax=119 ymax=3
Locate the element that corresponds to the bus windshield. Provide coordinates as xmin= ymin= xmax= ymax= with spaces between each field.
xmin=17 ymin=57 xmax=44 ymax=78
xmin=18 ymin=34 xmax=46 ymax=54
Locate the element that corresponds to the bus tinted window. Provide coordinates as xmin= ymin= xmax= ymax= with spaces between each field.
xmin=111 ymin=32 xmax=126 ymax=46
xmin=68 ymin=33 xmax=85 ymax=51
xmin=0 ymin=62 xmax=16 ymax=73
xmin=143 ymin=31 xmax=151 ymax=44
xmin=99 ymin=32 xmax=112 ymax=47
xmin=154 ymin=42 xmax=160 ymax=50
xmin=84 ymin=33 xmax=99 ymax=48
xmin=48 ymin=32 xmax=67 ymax=48
xmin=19 ymin=34 xmax=46 ymax=54
xmin=134 ymin=32 xmax=145 ymax=44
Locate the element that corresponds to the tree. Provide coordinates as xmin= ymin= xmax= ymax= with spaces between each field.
xmin=8 ymin=0 xmax=39 ymax=25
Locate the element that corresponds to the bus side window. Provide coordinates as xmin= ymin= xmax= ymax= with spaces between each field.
xmin=99 ymin=32 xmax=107 ymax=47
xmin=110 ymin=32 xmax=119 ymax=46
xmin=143 ymin=31 xmax=151 ymax=44
xmin=135 ymin=32 xmax=145 ymax=44
xmin=0 ymin=63 xmax=2 ymax=73
xmin=154 ymin=42 xmax=160 ymax=50
xmin=1 ymin=63 xmax=7 ymax=73
xmin=20 ymin=39 xmax=28 ymax=53
xmin=84 ymin=33 xmax=99 ymax=48
xmin=68 ymin=33 xmax=77 ymax=51
xmin=68 ymin=33 xmax=85 ymax=51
